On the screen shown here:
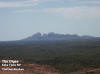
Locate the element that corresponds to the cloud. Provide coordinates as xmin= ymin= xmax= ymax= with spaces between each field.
xmin=82 ymin=1 xmax=100 ymax=5
xmin=0 ymin=0 xmax=35 ymax=8
xmin=14 ymin=6 xmax=100 ymax=19
xmin=0 ymin=0 xmax=100 ymax=8
xmin=0 ymin=0 xmax=56 ymax=8
xmin=14 ymin=9 xmax=34 ymax=13
xmin=43 ymin=6 xmax=100 ymax=19
xmin=13 ymin=8 xmax=43 ymax=13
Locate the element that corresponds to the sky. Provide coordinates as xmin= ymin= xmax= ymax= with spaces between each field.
xmin=0 ymin=0 xmax=100 ymax=41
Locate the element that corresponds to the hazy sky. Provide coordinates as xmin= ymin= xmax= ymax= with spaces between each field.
xmin=0 ymin=0 xmax=100 ymax=41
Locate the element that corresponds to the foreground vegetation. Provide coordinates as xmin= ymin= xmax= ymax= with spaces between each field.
xmin=0 ymin=40 xmax=100 ymax=73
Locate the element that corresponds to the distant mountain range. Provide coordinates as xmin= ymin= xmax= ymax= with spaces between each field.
xmin=22 ymin=32 xmax=100 ymax=41
xmin=0 ymin=32 xmax=100 ymax=45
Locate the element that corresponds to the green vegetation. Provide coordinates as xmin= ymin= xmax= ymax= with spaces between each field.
xmin=0 ymin=40 xmax=100 ymax=73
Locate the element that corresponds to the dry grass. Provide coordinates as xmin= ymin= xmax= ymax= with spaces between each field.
xmin=1 ymin=63 xmax=100 ymax=74
xmin=0 ymin=63 xmax=60 ymax=74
